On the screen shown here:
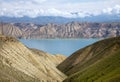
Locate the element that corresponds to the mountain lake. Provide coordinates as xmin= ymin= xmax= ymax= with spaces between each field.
xmin=20 ymin=39 xmax=100 ymax=56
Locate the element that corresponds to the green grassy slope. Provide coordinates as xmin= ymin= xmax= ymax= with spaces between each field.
xmin=57 ymin=36 xmax=120 ymax=82
xmin=64 ymin=49 xmax=120 ymax=82
xmin=58 ymin=36 xmax=120 ymax=76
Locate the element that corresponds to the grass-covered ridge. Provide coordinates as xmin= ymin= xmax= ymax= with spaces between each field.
xmin=64 ymin=49 xmax=120 ymax=82
xmin=57 ymin=36 xmax=120 ymax=82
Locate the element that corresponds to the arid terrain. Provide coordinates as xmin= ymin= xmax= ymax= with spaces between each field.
xmin=0 ymin=22 xmax=120 ymax=39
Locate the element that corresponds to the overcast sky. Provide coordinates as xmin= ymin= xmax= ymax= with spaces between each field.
xmin=0 ymin=0 xmax=120 ymax=17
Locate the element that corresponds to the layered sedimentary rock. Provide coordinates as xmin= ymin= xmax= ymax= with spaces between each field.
xmin=0 ymin=22 xmax=120 ymax=39
xmin=0 ymin=35 xmax=67 ymax=82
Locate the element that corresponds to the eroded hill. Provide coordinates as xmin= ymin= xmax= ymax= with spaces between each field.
xmin=0 ymin=34 xmax=67 ymax=82
xmin=0 ymin=22 xmax=120 ymax=39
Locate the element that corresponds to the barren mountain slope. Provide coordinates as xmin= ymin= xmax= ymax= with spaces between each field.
xmin=30 ymin=48 xmax=66 ymax=66
xmin=0 ymin=23 xmax=22 ymax=38
xmin=1 ymin=22 xmax=120 ymax=39
xmin=0 ymin=35 xmax=67 ymax=82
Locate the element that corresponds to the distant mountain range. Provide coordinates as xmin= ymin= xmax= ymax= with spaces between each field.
xmin=0 ymin=22 xmax=120 ymax=39
xmin=0 ymin=14 xmax=120 ymax=24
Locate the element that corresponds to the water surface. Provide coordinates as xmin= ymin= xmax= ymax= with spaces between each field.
xmin=20 ymin=39 xmax=100 ymax=56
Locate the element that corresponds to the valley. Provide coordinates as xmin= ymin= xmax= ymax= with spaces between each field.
xmin=0 ymin=34 xmax=120 ymax=82
xmin=1 ymin=0 xmax=120 ymax=82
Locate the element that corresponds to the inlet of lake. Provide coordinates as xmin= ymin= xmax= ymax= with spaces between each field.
xmin=20 ymin=39 xmax=100 ymax=56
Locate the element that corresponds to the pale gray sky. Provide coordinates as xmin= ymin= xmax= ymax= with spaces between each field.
xmin=0 ymin=0 xmax=120 ymax=17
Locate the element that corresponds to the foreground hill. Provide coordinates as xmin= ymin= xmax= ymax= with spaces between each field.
xmin=0 ymin=35 xmax=66 ymax=82
xmin=57 ymin=36 xmax=120 ymax=82
xmin=0 ymin=22 xmax=120 ymax=39
xmin=30 ymin=48 xmax=66 ymax=66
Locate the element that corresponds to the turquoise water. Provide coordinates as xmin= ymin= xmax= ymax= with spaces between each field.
xmin=20 ymin=39 xmax=100 ymax=56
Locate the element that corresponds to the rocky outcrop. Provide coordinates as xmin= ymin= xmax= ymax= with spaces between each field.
xmin=0 ymin=23 xmax=22 ymax=38
xmin=1 ymin=22 xmax=120 ymax=39
xmin=0 ymin=35 xmax=67 ymax=82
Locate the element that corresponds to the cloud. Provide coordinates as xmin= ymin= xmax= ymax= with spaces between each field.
xmin=102 ymin=5 xmax=120 ymax=15
xmin=0 ymin=0 xmax=47 ymax=3
xmin=0 ymin=8 xmax=75 ymax=18
xmin=0 ymin=0 xmax=120 ymax=18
